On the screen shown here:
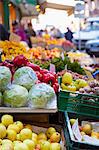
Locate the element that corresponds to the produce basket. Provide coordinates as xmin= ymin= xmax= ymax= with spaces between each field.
xmin=0 ymin=113 xmax=66 ymax=150
xmin=63 ymin=112 xmax=99 ymax=150
xmin=58 ymin=90 xmax=99 ymax=117
xmin=58 ymin=78 xmax=99 ymax=117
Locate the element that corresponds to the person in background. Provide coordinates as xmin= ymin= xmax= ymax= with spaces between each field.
xmin=0 ymin=24 xmax=10 ymax=41
xmin=26 ymin=23 xmax=36 ymax=37
xmin=12 ymin=20 xmax=28 ymax=42
xmin=64 ymin=27 xmax=73 ymax=42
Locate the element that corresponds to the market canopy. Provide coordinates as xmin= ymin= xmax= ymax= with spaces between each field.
xmin=10 ymin=0 xmax=39 ymax=17
xmin=39 ymin=0 xmax=75 ymax=15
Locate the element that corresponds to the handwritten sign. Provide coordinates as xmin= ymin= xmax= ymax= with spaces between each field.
xmin=50 ymin=64 xmax=56 ymax=73
xmin=9 ymin=33 xmax=21 ymax=43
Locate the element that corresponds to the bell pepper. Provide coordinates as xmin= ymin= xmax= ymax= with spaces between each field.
xmin=42 ymin=73 xmax=50 ymax=83
xmin=46 ymin=73 xmax=56 ymax=85
xmin=35 ymin=71 xmax=43 ymax=81
xmin=13 ymin=55 xmax=28 ymax=67
xmin=26 ymin=62 xmax=40 ymax=71
xmin=53 ymin=82 xmax=59 ymax=93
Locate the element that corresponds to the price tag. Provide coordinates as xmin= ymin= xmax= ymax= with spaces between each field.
xmin=61 ymin=52 xmax=65 ymax=61
xmin=72 ymin=119 xmax=82 ymax=141
xmin=50 ymin=64 xmax=56 ymax=73
xmin=84 ymin=69 xmax=94 ymax=81
xmin=9 ymin=33 xmax=21 ymax=43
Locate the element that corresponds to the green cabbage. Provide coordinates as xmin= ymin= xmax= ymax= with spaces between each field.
xmin=0 ymin=92 xmax=2 ymax=106
xmin=3 ymin=84 xmax=28 ymax=107
xmin=0 ymin=66 xmax=11 ymax=92
xmin=13 ymin=66 xmax=37 ymax=90
xmin=28 ymin=83 xmax=55 ymax=108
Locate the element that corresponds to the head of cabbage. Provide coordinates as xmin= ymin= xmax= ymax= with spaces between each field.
xmin=0 ymin=66 xmax=11 ymax=92
xmin=13 ymin=66 xmax=37 ymax=90
xmin=28 ymin=83 xmax=55 ymax=108
xmin=3 ymin=84 xmax=28 ymax=107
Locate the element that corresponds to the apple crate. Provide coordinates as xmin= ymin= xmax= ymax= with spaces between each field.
xmin=63 ymin=112 xmax=99 ymax=150
xmin=58 ymin=77 xmax=99 ymax=117
xmin=58 ymin=90 xmax=99 ymax=117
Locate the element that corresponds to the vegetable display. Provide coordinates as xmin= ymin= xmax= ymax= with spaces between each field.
xmin=28 ymin=83 xmax=55 ymax=108
xmin=13 ymin=67 xmax=37 ymax=90
xmin=0 ymin=66 xmax=12 ymax=92
xmin=3 ymin=84 xmax=29 ymax=107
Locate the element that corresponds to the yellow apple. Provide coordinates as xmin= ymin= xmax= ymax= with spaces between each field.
xmin=82 ymin=124 xmax=92 ymax=135
xmin=24 ymin=124 xmax=33 ymax=131
xmin=1 ymin=115 xmax=13 ymax=127
xmin=13 ymin=141 xmax=22 ymax=146
xmin=6 ymin=129 xmax=17 ymax=141
xmin=14 ymin=143 xmax=29 ymax=150
xmin=62 ymin=72 xmax=72 ymax=85
xmin=80 ymin=131 xmax=86 ymax=136
xmin=37 ymin=139 xmax=46 ymax=145
xmin=16 ymin=134 xmax=21 ymax=141
xmin=46 ymin=127 xmax=56 ymax=138
xmin=37 ymin=132 xmax=47 ymax=141
xmin=91 ymin=131 xmax=99 ymax=139
xmin=0 ymin=139 xmax=2 ymax=145
xmin=32 ymin=137 xmax=37 ymax=145
xmin=1 ymin=143 xmax=14 ymax=150
xmin=32 ymin=132 xmax=38 ymax=140
xmin=23 ymin=139 xmax=36 ymax=150
xmin=2 ymin=139 xmax=13 ymax=145
xmin=0 ymin=124 xmax=6 ymax=139
xmin=20 ymin=128 xmax=32 ymax=141
xmin=40 ymin=141 xmax=50 ymax=150
xmin=70 ymin=119 xmax=76 ymax=126
xmin=50 ymin=143 xmax=61 ymax=150
xmin=14 ymin=121 xmax=23 ymax=131
xmin=7 ymin=124 xmax=20 ymax=133
xmin=50 ymin=132 xmax=61 ymax=143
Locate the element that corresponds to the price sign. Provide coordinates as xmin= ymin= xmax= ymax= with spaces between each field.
xmin=50 ymin=64 xmax=56 ymax=73
xmin=9 ymin=33 xmax=21 ymax=43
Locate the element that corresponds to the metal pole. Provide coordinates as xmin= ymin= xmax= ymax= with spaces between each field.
xmin=78 ymin=17 xmax=81 ymax=51
xmin=3 ymin=0 xmax=10 ymax=31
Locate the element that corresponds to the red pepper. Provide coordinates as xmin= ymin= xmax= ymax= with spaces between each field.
xmin=26 ymin=62 xmax=40 ymax=71
xmin=42 ymin=73 xmax=50 ymax=83
xmin=35 ymin=71 xmax=43 ymax=81
xmin=46 ymin=73 xmax=56 ymax=85
xmin=13 ymin=55 xmax=28 ymax=67
xmin=53 ymin=83 xmax=59 ymax=93
xmin=40 ymin=69 xmax=49 ymax=75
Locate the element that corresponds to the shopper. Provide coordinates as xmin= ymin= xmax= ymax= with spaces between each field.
xmin=0 ymin=24 xmax=10 ymax=41
xmin=26 ymin=23 xmax=36 ymax=37
xmin=12 ymin=21 xmax=28 ymax=42
xmin=64 ymin=27 xmax=73 ymax=42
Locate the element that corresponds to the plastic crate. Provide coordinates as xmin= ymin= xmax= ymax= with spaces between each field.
xmin=63 ymin=112 xmax=99 ymax=150
xmin=58 ymin=90 xmax=99 ymax=117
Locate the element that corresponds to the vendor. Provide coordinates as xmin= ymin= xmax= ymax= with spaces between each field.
xmin=0 ymin=24 xmax=10 ymax=41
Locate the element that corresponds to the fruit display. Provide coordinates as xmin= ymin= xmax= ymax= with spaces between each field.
xmin=34 ymin=55 xmax=85 ymax=74
xmin=61 ymin=72 xmax=88 ymax=92
xmin=69 ymin=118 xmax=99 ymax=145
xmin=0 ymin=41 xmax=27 ymax=61
xmin=67 ymin=52 xmax=94 ymax=66
xmin=28 ymin=47 xmax=62 ymax=60
xmin=0 ymin=114 xmax=62 ymax=150
xmin=60 ymin=71 xmax=99 ymax=96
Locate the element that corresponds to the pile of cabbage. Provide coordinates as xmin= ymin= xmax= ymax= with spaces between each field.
xmin=0 ymin=66 xmax=55 ymax=108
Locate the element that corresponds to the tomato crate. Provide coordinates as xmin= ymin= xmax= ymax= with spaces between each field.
xmin=63 ymin=112 xmax=99 ymax=150
xmin=58 ymin=90 xmax=99 ymax=117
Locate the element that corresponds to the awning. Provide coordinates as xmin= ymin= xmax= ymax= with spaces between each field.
xmin=39 ymin=0 xmax=75 ymax=15
xmin=10 ymin=0 xmax=38 ymax=17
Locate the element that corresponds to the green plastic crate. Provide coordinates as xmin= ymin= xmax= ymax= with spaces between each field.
xmin=58 ymin=90 xmax=99 ymax=117
xmin=63 ymin=112 xmax=99 ymax=150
